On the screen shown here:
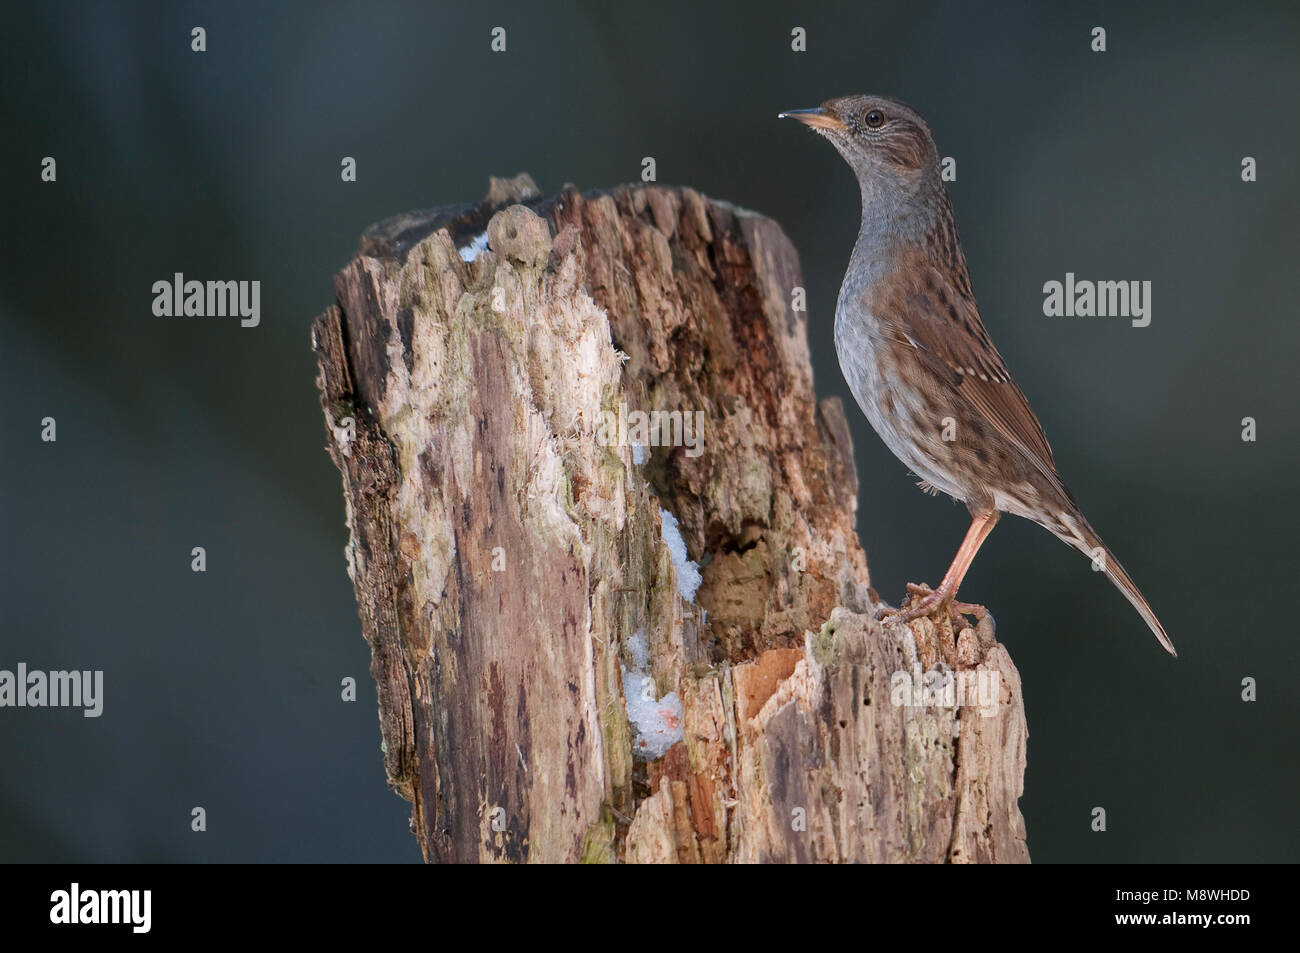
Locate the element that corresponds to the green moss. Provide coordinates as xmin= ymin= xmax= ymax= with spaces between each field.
xmin=810 ymin=612 xmax=843 ymax=670
xmin=579 ymin=810 xmax=617 ymax=864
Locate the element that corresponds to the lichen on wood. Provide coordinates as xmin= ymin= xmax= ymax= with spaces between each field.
xmin=312 ymin=173 xmax=1030 ymax=863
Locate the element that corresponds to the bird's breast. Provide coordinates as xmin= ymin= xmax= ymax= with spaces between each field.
xmin=833 ymin=291 xmax=967 ymax=503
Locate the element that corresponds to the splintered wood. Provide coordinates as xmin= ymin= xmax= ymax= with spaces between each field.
xmin=313 ymin=175 xmax=1029 ymax=863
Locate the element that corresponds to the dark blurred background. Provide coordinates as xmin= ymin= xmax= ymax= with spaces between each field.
xmin=2 ymin=0 xmax=1296 ymax=863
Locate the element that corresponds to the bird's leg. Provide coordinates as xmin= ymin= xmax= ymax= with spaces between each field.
xmin=882 ymin=510 xmax=1001 ymax=625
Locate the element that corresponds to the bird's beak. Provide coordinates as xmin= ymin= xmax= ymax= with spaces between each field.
xmin=778 ymin=107 xmax=846 ymax=131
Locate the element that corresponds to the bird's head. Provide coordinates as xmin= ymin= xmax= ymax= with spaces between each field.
xmin=780 ymin=94 xmax=939 ymax=194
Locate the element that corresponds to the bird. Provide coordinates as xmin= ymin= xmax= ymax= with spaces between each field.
xmin=780 ymin=94 xmax=1175 ymax=656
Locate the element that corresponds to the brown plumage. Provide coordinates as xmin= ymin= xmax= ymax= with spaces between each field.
xmin=781 ymin=94 xmax=1175 ymax=656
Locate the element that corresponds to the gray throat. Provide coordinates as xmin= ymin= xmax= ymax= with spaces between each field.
xmin=836 ymin=173 xmax=934 ymax=333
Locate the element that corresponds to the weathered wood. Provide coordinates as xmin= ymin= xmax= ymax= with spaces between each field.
xmin=312 ymin=173 xmax=1029 ymax=863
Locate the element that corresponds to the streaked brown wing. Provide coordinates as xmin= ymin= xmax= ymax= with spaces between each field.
xmin=881 ymin=248 xmax=1064 ymax=490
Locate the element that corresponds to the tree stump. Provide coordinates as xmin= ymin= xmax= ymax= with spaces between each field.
xmin=311 ymin=173 xmax=1030 ymax=863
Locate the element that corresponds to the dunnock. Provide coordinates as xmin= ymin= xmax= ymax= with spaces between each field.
xmin=782 ymin=94 xmax=1175 ymax=656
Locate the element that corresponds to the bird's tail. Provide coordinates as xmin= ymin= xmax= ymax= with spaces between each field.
xmin=1051 ymin=512 xmax=1177 ymax=657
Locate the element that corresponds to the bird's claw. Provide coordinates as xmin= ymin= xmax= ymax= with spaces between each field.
xmin=879 ymin=582 xmax=990 ymax=629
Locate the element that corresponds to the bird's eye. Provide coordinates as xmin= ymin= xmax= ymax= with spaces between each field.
xmin=865 ymin=110 xmax=885 ymax=128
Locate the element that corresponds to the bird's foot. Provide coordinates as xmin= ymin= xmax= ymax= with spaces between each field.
xmin=878 ymin=582 xmax=990 ymax=629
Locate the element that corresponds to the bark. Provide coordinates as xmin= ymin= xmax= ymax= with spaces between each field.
xmin=311 ymin=173 xmax=1030 ymax=864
